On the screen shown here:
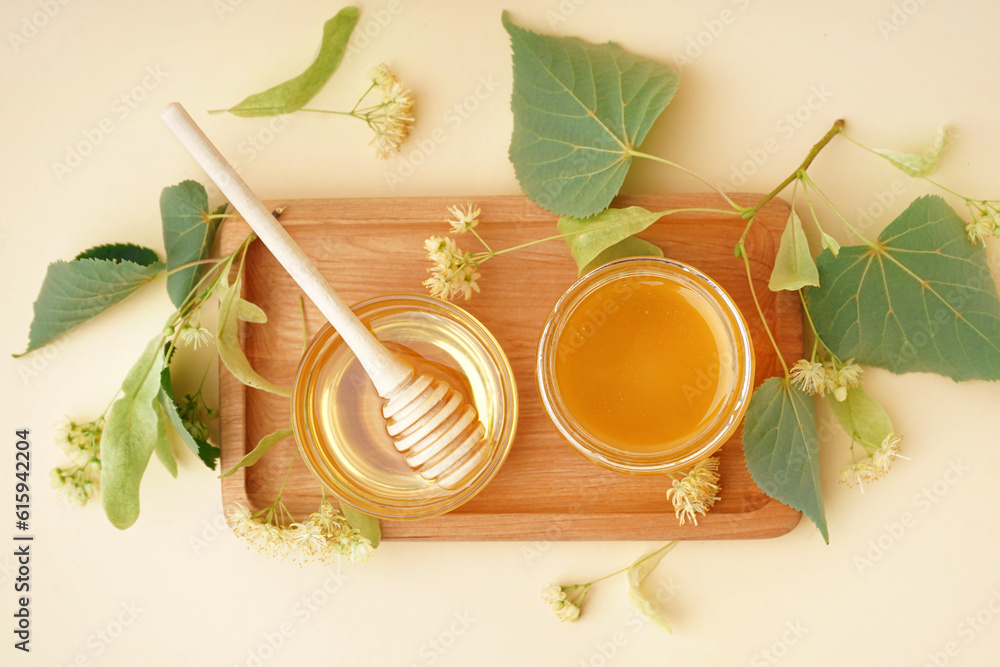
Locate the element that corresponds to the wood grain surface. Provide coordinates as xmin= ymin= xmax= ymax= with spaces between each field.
xmin=218 ymin=193 xmax=802 ymax=540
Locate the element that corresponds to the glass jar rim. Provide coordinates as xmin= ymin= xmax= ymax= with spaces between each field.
xmin=535 ymin=257 xmax=755 ymax=475
xmin=292 ymin=293 xmax=518 ymax=519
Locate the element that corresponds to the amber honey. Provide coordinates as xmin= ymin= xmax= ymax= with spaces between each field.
xmin=537 ymin=258 xmax=755 ymax=474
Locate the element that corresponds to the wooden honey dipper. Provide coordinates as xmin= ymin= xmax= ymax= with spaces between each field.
xmin=161 ymin=102 xmax=488 ymax=490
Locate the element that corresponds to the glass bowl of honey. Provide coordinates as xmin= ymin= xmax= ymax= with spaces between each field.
xmin=292 ymin=294 xmax=518 ymax=520
xmin=536 ymin=257 xmax=754 ymax=475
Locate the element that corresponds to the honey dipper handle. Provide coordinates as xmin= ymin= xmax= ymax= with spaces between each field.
xmin=160 ymin=102 xmax=412 ymax=396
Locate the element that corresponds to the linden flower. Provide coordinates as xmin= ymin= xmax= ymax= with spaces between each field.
xmin=665 ymin=457 xmax=721 ymax=526
xmin=540 ymin=584 xmax=583 ymax=622
xmin=966 ymin=211 xmax=994 ymax=246
xmin=789 ymin=359 xmax=828 ymax=396
xmin=179 ymin=325 xmax=213 ymax=350
xmin=422 ymin=236 xmax=482 ymax=301
xmin=446 ymin=204 xmax=481 ymax=234
xmin=825 ymin=358 xmax=863 ymax=402
xmin=228 ymin=499 xmax=375 ymax=565
xmin=364 ymin=64 xmax=414 ymax=159
xmin=840 ymin=434 xmax=905 ymax=491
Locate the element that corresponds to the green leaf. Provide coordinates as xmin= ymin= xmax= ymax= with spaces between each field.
xmin=101 ymin=335 xmax=167 ymax=529
xmin=218 ymin=428 xmax=292 ymax=478
xmin=215 ymin=7 xmax=360 ymax=117
xmin=580 ymin=235 xmax=663 ymax=275
xmin=340 ymin=503 xmax=382 ymax=548
xmin=76 ymin=243 xmax=161 ymax=265
xmin=820 ymin=230 xmax=841 ymax=257
xmin=827 ymin=385 xmax=893 ymax=452
xmin=872 ymin=127 xmax=948 ymax=178
xmin=558 ymin=207 xmax=667 ymax=272
xmin=807 ymin=195 xmax=1000 ymax=381
xmin=158 ymin=368 xmax=218 ymax=470
xmin=742 ymin=378 xmax=828 ymax=543
xmin=503 ymin=12 xmax=680 ymax=217
xmin=216 ymin=257 xmax=290 ymax=397
xmin=17 ymin=249 xmax=163 ymax=356
xmin=161 ymin=181 xmax=222 ymax=309
xmin=768 ymin=209 xmax=820 ymax=291
xmin=626 ymin=542 xmax=676 ymax=632
xmin=153 ymin=404 xmax=178 ymax=478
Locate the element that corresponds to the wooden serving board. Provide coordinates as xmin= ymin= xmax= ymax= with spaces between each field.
xmin=218 ymin=193 xmax=801 ymax=540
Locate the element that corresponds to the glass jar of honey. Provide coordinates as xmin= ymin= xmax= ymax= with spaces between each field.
xmin=536 ymin=257 xmax=754 ymax=475
xmin=292 ymin=294 xmax=518 ymax=519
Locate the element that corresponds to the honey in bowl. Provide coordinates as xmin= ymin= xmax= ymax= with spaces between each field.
xmin=536 ymin=257 xmax=755 ymax=474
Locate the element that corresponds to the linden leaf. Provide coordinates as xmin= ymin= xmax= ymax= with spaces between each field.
xmin=340 ymin=503 xmax=382 ymax=548
xmin=806 ymin=195 xmax=1000 ymax=381
xmin=558 ymin=207 xmax=668 ymax=272
xmin=871 ymin=127 xmax=948 ymax=178
xmin=626 ymin=542 xmax=676 ymax=632
xmin=218 ymin=428 xmax=292 ymax=479
xmin=153 ymin=404 xmax=178 ymax=478
xmin=768 ymin=209 xmax=819 ymax=291
xmin=827 ymin=386 xmax=893 ymax=451
xmin=214 ymin=7 xmax=360 ymax=117
xmin=216 ymin=256 xmax=290 ymax=397
xmin=158 ymin=367 xmax=219 ymax=470
xmin=17 ymin=245 xmax=163 ymax=356
xmin=742 ymin=378 xmax=828 ymax=543
xmin=503 ymin=12 xmax=680 ymax=217
xmin=581 ymin=235 xmax=663 ymax=275
xmin=161 ymin=181 xmax=223 ymax=308
xmin=101 ymin=336 xmax=166 ymax=529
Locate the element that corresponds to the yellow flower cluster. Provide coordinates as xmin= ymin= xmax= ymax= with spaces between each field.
xmin=789 ymin=358 xmax=862 ymax=401
xmin=228 ymin=499 xmax=374 ymax=565
xmin=540 ymin=583 xmax=582 ymax=622
xmin=840 ymin=434 xmax=905 ymax=490
xmin=422 ymin=205 xmax=486 ymax=301
xmin=665 ymin=456 xmax=721 ymax=526
xmin=50 ymin=417 xmax=102 ymax=507
xmin=366 ymin=64 xmax=414 ymax=159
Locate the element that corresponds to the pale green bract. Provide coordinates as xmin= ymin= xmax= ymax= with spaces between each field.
xmin=503 ymin=12 xmax=679 ymax=218
xmin=153 ymin=403 xmax=178 ymax=478
xmin=215 ymin=255 xmax=290 ymax=397
xmin=807 ymin=195 xmax=1000 ymax=381
xmin=218 ymin=428 xmax=293 ymax=479
xmin=101 ymin=335 xmax=167 ymax=530
xmin=626 ymin=542 xmax=676 ymax=632
xmin=580 ymin=235 xmax=663 ymax=275
xmin=768 ymin=209 xmax=819 ymax=291
xmin=872 ymin=127 xmax=948 ymax=178
xmin=214 ymin=6 xmax=360 ymax=117
xmin=557 ymin=206 xmax=668 ymax=272
xmin=161 ymin=180 xmax=223 ymax=308
xmin=742 ymin=378 xmax=828 ymax=543
xmin=827 ymin=386 xmax=893 ymax=451
xmin=341 ymin=503 xmax=382 ymax=548
xmin=17 ymin=244 xmax=163 ymax=356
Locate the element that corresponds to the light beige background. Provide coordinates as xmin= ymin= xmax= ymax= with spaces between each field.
xmin=3 ymin=0 xmax=999 ymax=665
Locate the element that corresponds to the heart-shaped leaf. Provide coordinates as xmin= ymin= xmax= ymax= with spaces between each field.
xmin=742 ymin=377 xmax=828 ymax=543
xmin=161 ymin=181 xmax=224 ymax=308
xmin=503 ymin=12 xmax=679 ymax=217
xmin=17 ymin=245 xmax=162 ymax=356
xmin=806 ymin=195 xmax=1000 ymax=381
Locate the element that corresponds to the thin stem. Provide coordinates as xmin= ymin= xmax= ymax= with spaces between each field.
xmin=351 ymin=81 xmax=378 ymax=113
xmin=737 ymin=119 xmax=846 ymax=249
xmin=738 ymin=243 xmax=789 ymax=376
xmin=628 ymin=150 xmax=744 ymax=212
xmin=799 ymin=172 xmax=878 ymax=249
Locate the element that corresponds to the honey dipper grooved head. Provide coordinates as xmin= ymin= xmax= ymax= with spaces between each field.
xmin=382 ymin=372 xmax=489 ymax=490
